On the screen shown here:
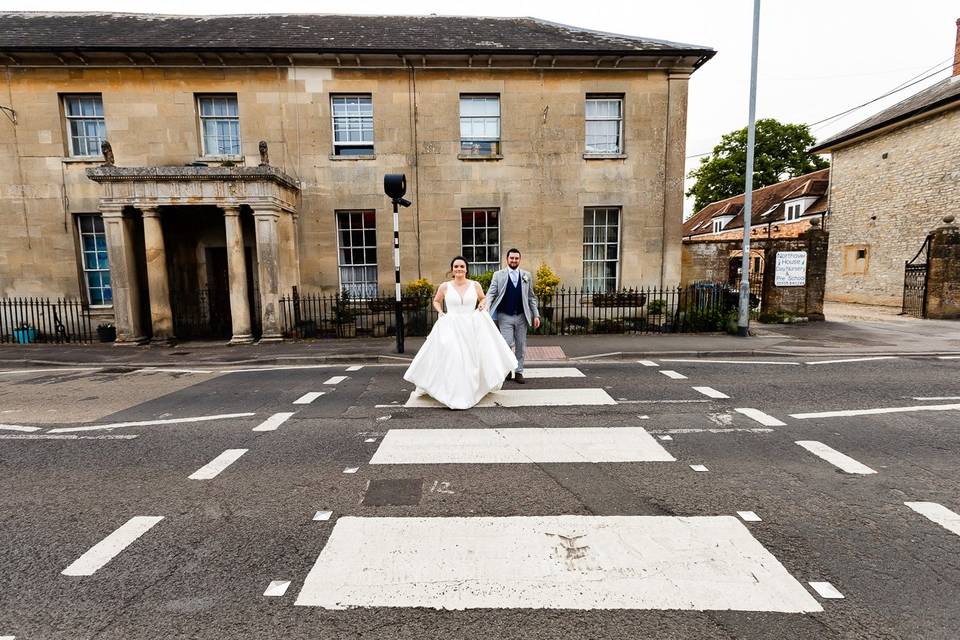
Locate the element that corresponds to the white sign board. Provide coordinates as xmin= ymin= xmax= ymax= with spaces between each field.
xmin=774 ymin=251 xmax=807 ymax=287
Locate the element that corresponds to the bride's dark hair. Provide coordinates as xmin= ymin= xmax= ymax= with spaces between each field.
xmin=450 ymin=255 xmax=469 ymax=275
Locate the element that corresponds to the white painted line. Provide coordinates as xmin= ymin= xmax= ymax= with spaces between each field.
xmin=637 ymin=360 xmax=659 ymax=367
xmin=343 ymin=467 xmax=359 ymax=474
xmin=615 ymin=399 xmax=708 ymax=405
xmin=324 ymin=376 xmax=349 ymax=385
xmin=0 ymin=367 xmax=102 ymax=376
xmin=661 ymin=359 xmax=800 ymax=365
xmin=61 ymin=516 xmax=164 ymax=576
xmin=0 ymin=424 xmax=41 ymax=432
xmin=0 ymin=434 xmax=138 ymax=440
xmin=692 ymin=386 xmax=730 ymax=399
xmin=651 ymin=428 xmax=773 ymax=435
xmin=0 ymin=635 xmax=15 ymax=639
xmin=790 ymin=403 xmax=960 ymax=420
xmin=658 ymin=435 xmax=673 ymax=441
xmin=911 ymin=396 xmax=960 ymax=401
xmin=905 ymin=502 xmax=960 ymax=537
xmin=808 ymin=581 xmax=844 ymax=599
xmin=188 ymin=449 xmax=248 ymax=480
xmin=364 ymin=438 xmax=377 ymax=443
xmin=402 ymin=388 xmax=618 ymax=408
xmin=252 ymin=412 xmax=295 ymax=432
xmin=795 ymin=441 xmax=876 ymax=475
xmin=370 ymin=427 xmax=675 ymax=464
xmin=690 ymin=464 xmax=709 ymax=472
xmin=264 ymin=580 xmax=291 ymax=597
xmin=519 ymin=367 xmax=585 ymax=379
xmin=135 ymin=368 xmax=215 ymax=374
xmin=293 ymin=392 xmax=325 ymax=405
xmin=738 ymin=511 xmax=762 ymax=522
xmin=294 ymin=515 xmax=822 ymax=612
xmin=806 ymin=356 xmax=898 ymax=365
xmin=313 ymin=511 xmax=333 ymax=521
xmin=660 ymin=370 xmax=688 ymax=380
xmin=346 ymin=365 xmax=364 ymax=371
xmin=48 ymin=412 xmax=256 ymax=434
xmin=938 ymin=355 xmax=960 ymax=359
xmin=219 ymin=365 xmax=334 ymax=373
xmin=376 ymin=415 xmax=392 ymax=422
xmin=637 ymin=415 xmax=650 ymax=419
xmin=735 ymin=408 xmax=786 ymax=427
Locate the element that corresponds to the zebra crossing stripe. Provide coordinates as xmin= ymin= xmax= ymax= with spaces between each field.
xmin=519 ymin=368 xmax=585 ymax=378
xmin=402 ymin=388 xmax=616 ymax=408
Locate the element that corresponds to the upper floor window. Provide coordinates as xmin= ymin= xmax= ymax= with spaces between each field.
xmin=64 ymin=95 xmax=106 ymax=158
xmin=198 ymin=95 xmax=241 ymax=157
xmin=461 ymin=209 xmax=500 ymax=275
xmin=785 ymin=202 xmax=803 ymax=221
xmin=585 ymin=95 xmax=623 ymax=154
xmin=77 ymin=214 xmax=112 ymax=307
xmin=460 ymin=95 xmax=501 ymax=156
xmin=332 ymin=95 xmax=374 ymax=156
xmin=583 ymin=206 xmax=621 ymax=293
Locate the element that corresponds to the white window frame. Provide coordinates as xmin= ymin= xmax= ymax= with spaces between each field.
xmin=63 ymin=94 xmax=106 ymax=158
xmin=331 ymin=94 xmax=374 ymax=156
xmin=461 ymin=208 xmax=501 ymax=275
xmin=197 ymin=94 xmax=241 ymax=158
xmin=459 ymin=94 xmax=501 ymax=156
xmin=785 ymin=202 xmax=803 ymax=221
xmin=336 ymin=210 xmax=379 ymax=299
xmin=585 ymin=95 xmax=623 ymax=154
xmin=77 ymin=214 xmax=112 ymax=307
xmin=582 ymin=206 xmax=621 ymax=293
xmin=712 ymin=219 xmax=724 ymax=233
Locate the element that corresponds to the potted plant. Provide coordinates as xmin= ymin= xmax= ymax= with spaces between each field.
xmin=96 ymin=322 xmax=117 ymax=343
xmin=402 ymin=278 xmax=434 ymax=310
xmin=12 ymin=322 xmax=38 ymax=344
xmin=533 ymin=263 xmax=561 ymax=321
xmin=334 ymin=288 xmax=356 ymax=338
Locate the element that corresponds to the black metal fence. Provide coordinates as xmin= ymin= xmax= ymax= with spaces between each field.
xmin=170 ymin=288 xmax=262 ymax=339
xmin=279 ymin=283 xmax=743 ymax=339
xmin=902 ymin=236 xmax=930 ymax=318
xmin=0 ymin=297 xmax=95 ymax=344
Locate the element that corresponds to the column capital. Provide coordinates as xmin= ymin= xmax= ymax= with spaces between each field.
xmin=221 ymin=204 xmax=242 ymax=217
xmin=140 ymin=205 xmax=161 ymax=218
xmin=99 ymin=203 xmax=125 ymax=219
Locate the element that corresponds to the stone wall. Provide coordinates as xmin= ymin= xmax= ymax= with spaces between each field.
xmin=0 ymin=64 xmax=690 ymax=302
xmin=926 ymin=222 xmax=960 ymax=319
xmin=760 ymin=228 xmax=828 ymax=321
xmin=825 ymin=107 xmax=960 ymax=306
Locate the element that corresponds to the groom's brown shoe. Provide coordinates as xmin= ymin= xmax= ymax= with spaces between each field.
xmin=505 ymin=372 xmax=512 ymax=382
xmin=514 ymin=373 xmax=526 ymax=384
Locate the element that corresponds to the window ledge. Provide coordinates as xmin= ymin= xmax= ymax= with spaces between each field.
xmin=193 ymin=156 xmax=245 ymax=165
xmin=583 ymin=153 xmax=628 ymax=160
xmin=62 ymin=156 xmax=105 ymax=164
xmin=457 ymin=154 xmax=504 ymax=161
xmin=329 ymin=154 xmax=377 ymax=161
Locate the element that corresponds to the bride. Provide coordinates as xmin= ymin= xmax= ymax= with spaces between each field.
xmin=403 ymin=256 xmax=518 ymax=409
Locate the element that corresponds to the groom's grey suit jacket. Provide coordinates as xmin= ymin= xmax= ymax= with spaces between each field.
xmin=486 ymin=268 xmax=539 ymax=326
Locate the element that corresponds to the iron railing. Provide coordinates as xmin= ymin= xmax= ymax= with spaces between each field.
xmin=0 ymin=297 xmax=95 ymax=344
xmin=902 ymin=236 xmax=930 ymax=318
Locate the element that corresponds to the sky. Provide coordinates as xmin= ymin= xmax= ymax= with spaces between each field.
xmin=6 ymin=0 xmax=959 ymax=215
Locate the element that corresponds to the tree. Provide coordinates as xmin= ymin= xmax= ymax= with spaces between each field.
xmin=686 ymin=119 xmax=829 ymax=213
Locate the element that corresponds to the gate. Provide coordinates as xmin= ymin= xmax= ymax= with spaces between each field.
xmin=902 ymin=236 xmax=930 ymax=318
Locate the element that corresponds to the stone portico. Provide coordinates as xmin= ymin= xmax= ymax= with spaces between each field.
xmin=86 ymin=163 xmax=300 ymax=344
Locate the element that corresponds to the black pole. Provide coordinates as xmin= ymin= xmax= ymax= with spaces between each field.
xmin=393 ymin=198 xmax=404 ymax=353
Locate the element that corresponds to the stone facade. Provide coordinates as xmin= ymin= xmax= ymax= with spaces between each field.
xmin=824 ymin=107 xmax=960 ymax=306
xmin=926 ymin=222 xmax=960 ymax=319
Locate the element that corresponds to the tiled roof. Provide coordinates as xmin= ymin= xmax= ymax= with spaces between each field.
xmin=811 ymin=75 xmax=960 ymax=152
xmin=683 ymin=168 xmax=830 ymax=237
xmin=0 ymin=12 xmax=715 ymax=57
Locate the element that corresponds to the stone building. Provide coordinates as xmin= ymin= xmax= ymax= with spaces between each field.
xmin=0 ymin=12 xmax=713 ymax=343
xmin=810 ymin=20 xmax=960 ymax=307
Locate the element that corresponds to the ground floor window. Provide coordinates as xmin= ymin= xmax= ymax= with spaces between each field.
xmin=336 ymin=210 xmax=378 ymax=298
xmin=77 ymin=214 xmax=112 ymax=306
xmin=461 ymin=208 xmax=500 ymax=275
xmin=582 ymin=207 xmax=621 ymax=292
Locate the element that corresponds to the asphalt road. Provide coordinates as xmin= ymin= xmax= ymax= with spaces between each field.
xmin=2 ymin=355 xmax=959 ymax=639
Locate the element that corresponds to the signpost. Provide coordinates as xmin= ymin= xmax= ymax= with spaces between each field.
xmin=383 ymin=174 xmax=412 ymax=353
xmin=774 ymin=251 xmax=807 ymax=287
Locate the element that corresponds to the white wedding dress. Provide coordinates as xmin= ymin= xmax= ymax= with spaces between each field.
xmin=403 ymin=281 xmax=518 ymax=410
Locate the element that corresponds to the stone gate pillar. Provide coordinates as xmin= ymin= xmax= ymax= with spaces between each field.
xmin=925 ymin=217 xmax=960 ymax=320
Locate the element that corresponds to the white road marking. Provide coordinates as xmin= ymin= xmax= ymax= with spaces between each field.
xmin=343 ymin=467 xmax=359 ymax=474
xmin=660 ymin=370 xmax=688 ymax=380
xmin=738 ymin=511 xmax=762 ymax=522
xmin=808 ymin=581 xmax=844 ymax=599
xmin=637 ymin=415 xmax=650 ymax=419
xmin=905 ymin=502 xmax=960 ymax=537
xmin=651 ymin=428 xmax=773 ymax=435
xmin=637 ymin=360 xmax=659 ymax=367
xmin=938 ymin=355 xmax=960 ymax=359
xmin=364 ymin=438 xmax=377 ymax=443
xmin=295 ymin=515 xmax=822 ymax=612
xmin=220 ymin=365 xmax=334 ymax=373
xmin=370 ymin=427 xmax=675 ymax=464
xmin=293 ymin=392 xmax=325 ymax=405
xmin=692 ymin=386 xmax=730 ymax=399
xmin=188 ymin=449 xmax=248 ymax=480
xmin=313 ymin=511 xmax=333 ymax=521
xmin=324 ymin=376 xmax=349 ymax=385
xmin=346 ymin=365 xmax=364 ymax=371
xmin=690 ymin=464 xmax=709 ymax=472
xmin=61 ymin=516 xmax=164 ymax=576
xmin=520 ymin=367 xmax=585 ymax=378
xmin=616 ymin=399 xmax=708 ymax=404
xmin=376 ymin=415 xmax=392 ymax=422
xmin=805 ymin=356 xmax=898 ymax=365
xmin=0 ymin=367 xmax=102 ymax=376
xmin=48 ymin=412 xmax=256 ymax=434
xmin=135 ymin=368 xmax=215 ymax=374
xmin=658 ymin=435 xmax=673 ymax=440
xmin=399 ymin=388 xmax=618 ymax=408
xmin=264 ymin=580 xmax=291 ymax=597
xmin=795 ymin=441 xmax=876 ymax=474
xmin=0 ymin=424 xmax=40 ymax=432
xmin=735 ymin=408 xmax=786 ymax=427
xmin=911 ymin=396 xmax=960 ymax=401
xmin=252 ymin=412 xmax=295 ymax=432
xmin=0 ymin=434 xmax=138 ymax=440
xmin=0 ymin=635 xmax=15 ymax=639
xmin=790 ymin=403 xmax=960 ymax=420
xmin=661 ymin=359 xmax=800 ymax=365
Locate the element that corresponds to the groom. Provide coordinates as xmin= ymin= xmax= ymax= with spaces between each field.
xmin=484 ymin=248 xmax=540 ymax=383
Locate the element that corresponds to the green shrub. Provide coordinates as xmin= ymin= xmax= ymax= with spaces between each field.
xmin=647 ymin=299 xmax=667 ymax=316
xmin=533 ymin=263 xmax=561 ymax=303
xmin=474 ymin=270 xmax=494 ymax=291
xmin=403 ymin=278 xmax=435 ymax=298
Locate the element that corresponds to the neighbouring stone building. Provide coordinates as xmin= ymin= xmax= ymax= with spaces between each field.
xmin=0 ymin=12 xmax=713 ymax=343
xmin=810 ymin=20 xmax=960 ymax=308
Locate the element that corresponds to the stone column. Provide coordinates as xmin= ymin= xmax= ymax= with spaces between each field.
xmin=661 ymin=71 xmax=691 ymax=288
xmin=101 ymin=204 xmax=147 ymax=344
xmin=223 ymin=205 xmax=254 ymax=344
xmin=141 ymin=206 xmax=175 ymax=343
xmin=254 ymin=207 xmax=283 ymax=342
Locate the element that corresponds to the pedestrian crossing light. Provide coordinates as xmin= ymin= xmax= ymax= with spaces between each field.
xmin=384 ymin=174 xmax=412 ymax=353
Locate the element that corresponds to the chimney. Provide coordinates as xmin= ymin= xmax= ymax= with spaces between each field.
xmin=955 ymin=18 xmax=960 ymax=75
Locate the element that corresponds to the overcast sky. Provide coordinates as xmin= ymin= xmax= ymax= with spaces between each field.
xmin=7 ymin=0 xmax=959 ymax=214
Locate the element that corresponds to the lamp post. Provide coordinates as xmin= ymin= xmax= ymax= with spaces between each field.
xmin=738 ymin=0 xmax=762 ymax=337
xmin=384 ymin=174 xmax=412 ymax=353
